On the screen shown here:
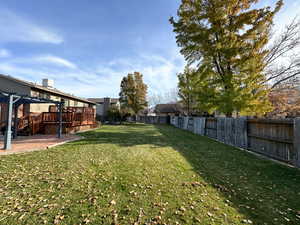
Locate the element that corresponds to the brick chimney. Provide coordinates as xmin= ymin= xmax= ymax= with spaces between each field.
xmin=42 ymin=79 xmax=54 ymax=88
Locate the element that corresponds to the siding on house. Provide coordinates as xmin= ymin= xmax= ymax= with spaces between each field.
xmin=0 ymin=76 xmax=31 ymax=96
xmin=29 ymin=90 xmax=90 ymax=113
xmin=88 ymin=98 xmax=119 ymax=117
xmin=0 ymin=74 xmax=96 ymax=122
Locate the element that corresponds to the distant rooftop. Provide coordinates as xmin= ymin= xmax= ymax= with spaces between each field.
xmin=155 ymin=103 xmax=184 ymax=114
xmin=88 ymin=98 xmax=119 ymax=104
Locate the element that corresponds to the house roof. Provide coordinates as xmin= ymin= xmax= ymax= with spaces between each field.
xmin=0 ymin=90 xmax=61 ymax=105
xmin=0 ymin=74 xmax=95 ymax=105
xmin=87 ymin=98 xmax=119 ymax=104
xmin=154 ymin=103 xmax=184 ymax=114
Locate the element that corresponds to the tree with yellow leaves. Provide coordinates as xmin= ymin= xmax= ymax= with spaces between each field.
xmin=171 ymin=0 xmax=283 ymax=117
xmin=119 ymin=72 xmax=148 ymax=116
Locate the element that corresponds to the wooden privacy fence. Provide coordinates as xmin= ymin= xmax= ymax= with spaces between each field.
xmin=134 ymin=115 xmax=300 ymax=167
xmin=131 ymin=116 xmax=169 ymax=124
xmin=169 ymin=116 xmax=300 ymax=167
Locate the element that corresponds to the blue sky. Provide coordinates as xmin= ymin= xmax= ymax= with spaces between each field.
xmin=0 ymin=0 xmax=298 ymax=99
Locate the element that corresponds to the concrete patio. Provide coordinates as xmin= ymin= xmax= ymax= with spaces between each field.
xmin=0 ymin=134 xmax=82 ymax=155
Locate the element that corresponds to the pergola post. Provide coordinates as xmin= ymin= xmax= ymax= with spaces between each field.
xmin=4 ymin=94 xmax=14 ymax=150
xmin=57 ymin=101 xmax=63 ymax=138
xmin=13 ymin=104 xmax=20 ymax=139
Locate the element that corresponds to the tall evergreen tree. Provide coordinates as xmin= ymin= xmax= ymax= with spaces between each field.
xmin=170 ymin=0 xmax=283 ymax=116
xmin=119 ymin=72 xmax=148 ymax=115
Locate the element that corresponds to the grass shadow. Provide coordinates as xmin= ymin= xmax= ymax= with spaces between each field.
xmin=154 ymin=124 xmax=300 ymax=224
xmin=74 ymin=123 xmax=300 ymax=224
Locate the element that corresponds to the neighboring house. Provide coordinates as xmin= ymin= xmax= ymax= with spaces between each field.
xmin=140 ymin=107 xmax=156 ymax=116
xmin=154 ymin=103 xmax=185 ymax=116
xmin=0 ymin=74 xmax=96 ymax=126
xmin=87 ymin=97 xmax=120 ymax=117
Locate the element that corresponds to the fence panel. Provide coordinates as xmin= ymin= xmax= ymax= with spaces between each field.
xmin=235 ymin=118 xmax=248 ymax=149
xmin=217 ymin=118 xmax=226 ymax=143
xmin=183 ymin=117 xmax=189 ymax=130
xmin=170 ymin=116 xmax=176 ymax=126
xmin=225 ymin=118 xmax=236 ymax=146
xmin=172 ymin=116 xmax=178 ymax=127
xmin=193 ymin=117 xmax=206 ymax=135
xmin=294 ymin=119 xmax=300 ymax=167
xmin=205 ymin=118 xmax=217 ymax=139
xmin=187 ymin=117 xmax=194 ymax=132
xmin=159 ymin=116 xmax=168 ymax=124
xmin=178 ymin=117 xmax=184 ymax=129
xmin=135 ymin=116 xmax=169 ymax=125
xmin=247 ymin=119 xmax=294 ymax=163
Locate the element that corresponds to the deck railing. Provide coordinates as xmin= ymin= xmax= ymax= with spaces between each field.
xmin=42 ymin=111 xmax=95 ymax=126
xmin=17 ymin=107 xmax=96 ymax=135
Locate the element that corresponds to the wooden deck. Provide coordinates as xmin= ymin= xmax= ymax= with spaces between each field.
xmin=17 ymin=107 xmax=97 ymax=135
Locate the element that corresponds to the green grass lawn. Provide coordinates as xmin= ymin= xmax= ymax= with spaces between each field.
xmin=0 ymin=124 xmax=300 ymax=225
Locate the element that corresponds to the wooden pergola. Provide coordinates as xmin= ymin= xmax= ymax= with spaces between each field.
xmin=0 ymin=91 xmax=64 ymax=150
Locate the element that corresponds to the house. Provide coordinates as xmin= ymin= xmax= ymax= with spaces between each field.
xmin=0 ymin=74 xmax=97 ymax=135
xmin=87 ymin=97 xmax=120 ymax=118
xmin=154 ymin=103 xmax=185 ymax=116
xmin=139 ymin=107 xmax=156 ymax=116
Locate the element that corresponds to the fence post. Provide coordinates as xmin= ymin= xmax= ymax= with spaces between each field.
xmin=293 ymin=118 xmax=300 ymax=167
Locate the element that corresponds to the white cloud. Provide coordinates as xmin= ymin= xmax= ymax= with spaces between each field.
xmin=0 ymin=50 xmax=185 ymax=98
xmin=0 ymin=9 xmax=63 ymax=44
xmin=88 ymin=52 xmax=185 ymax=97
xmin=33 ymin=55 xmax=77 ymax=69
xmin=0 ymin=49 xmax=11 ymax=58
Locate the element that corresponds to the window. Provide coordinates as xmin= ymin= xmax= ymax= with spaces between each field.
xmin=38 ymin=92 xmax=50 ymax=99
xmin=45 ymin=94 xmax=50 ymax=100
xmin=62 ymin=99 xmax=70 ymax=107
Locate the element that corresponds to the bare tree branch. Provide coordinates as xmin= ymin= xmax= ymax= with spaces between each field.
xmin=147 ymin=89 xmax=179 ymax=107
xmin=264 ymin=17 xmax=300 ymax=88
xmin=265 ymin=18 xmax=300 ymax=65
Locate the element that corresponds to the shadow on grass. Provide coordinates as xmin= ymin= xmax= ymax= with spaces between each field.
xmin=154 ymin=125 xmax=300 ymax=224
xmin=71 ymin=124 xmax=169 ymax=148
xmin=72 ymin=123 xmax=300 ymax=224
